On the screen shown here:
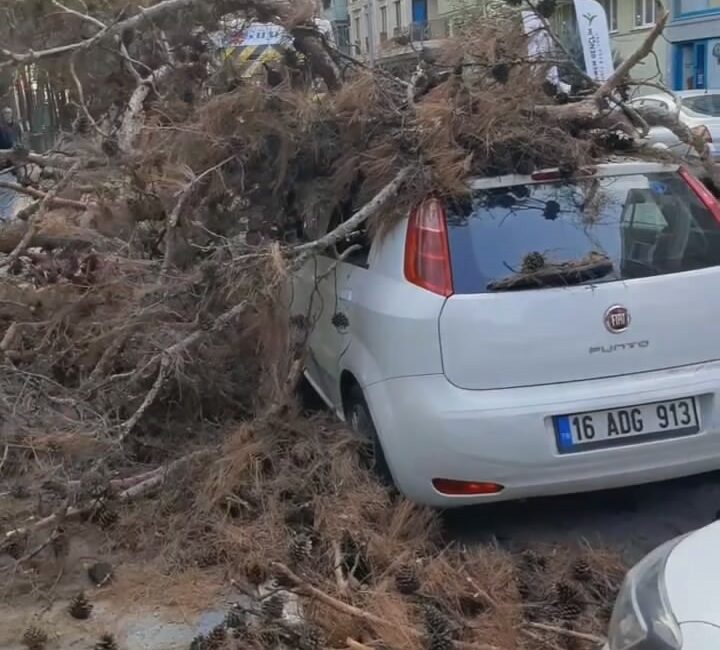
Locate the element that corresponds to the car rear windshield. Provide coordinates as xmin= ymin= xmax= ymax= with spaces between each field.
xmin=446 ymin=172 xmax=720 ymax=294
xmin=682 ymin=94 xmax=720 ymax=117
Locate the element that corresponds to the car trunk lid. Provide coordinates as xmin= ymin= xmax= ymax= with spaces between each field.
xmin=437 ymin=164 xmax=720 ymax=389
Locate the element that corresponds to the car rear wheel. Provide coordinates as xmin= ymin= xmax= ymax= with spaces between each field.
xmin=346 ymin=386 xmax=393 ymax=486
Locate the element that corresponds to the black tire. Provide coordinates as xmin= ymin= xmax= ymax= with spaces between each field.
xmin=346 ymin=385 xmax=393 ymax=485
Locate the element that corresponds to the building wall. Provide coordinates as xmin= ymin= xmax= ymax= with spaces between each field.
xmin=667 ymin=0 xmax=720 ymax=89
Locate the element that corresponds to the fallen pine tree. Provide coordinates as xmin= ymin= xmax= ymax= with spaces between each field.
xmin=0 ymin=0 xmax=706 ymax=647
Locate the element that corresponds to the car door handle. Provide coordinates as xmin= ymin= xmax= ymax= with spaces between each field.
xmin=338 ymin=289 xmax=352 ymax=302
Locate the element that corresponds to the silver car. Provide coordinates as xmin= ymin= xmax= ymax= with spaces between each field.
xmin=605 ymin=521 xmax=720 ymax=650
xmin=294 ymin=161 xmax=720 ymax=507
xmin=629 ymin=90 xmax=720 ymax=162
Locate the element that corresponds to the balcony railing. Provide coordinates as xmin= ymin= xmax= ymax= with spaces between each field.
xmin=390 ymin=18 xmax=450 ymax=47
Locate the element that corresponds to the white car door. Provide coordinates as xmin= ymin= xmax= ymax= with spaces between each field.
xmin=292 ymin=253 xmax=351 ymax=407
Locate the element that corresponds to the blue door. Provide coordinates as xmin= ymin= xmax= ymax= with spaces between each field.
xmin=412 ymin=0 xmax=428 ymax=23
xmin=695 ymin=41 xmax=707 ymax=90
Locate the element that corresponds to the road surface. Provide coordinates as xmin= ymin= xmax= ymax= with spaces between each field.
xmin=445 ymin=471 xmax=720 ymax=563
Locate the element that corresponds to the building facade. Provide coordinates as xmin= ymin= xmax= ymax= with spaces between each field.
xmin=667 ymin=0 xmax=720 ymax=89
xmin=323 ymin=0 xmax=352 ymax=53
xmin=347 ymin=0 xmax=449 ymax=64
xmin=347 ymin=0 xmax=670 ymax=83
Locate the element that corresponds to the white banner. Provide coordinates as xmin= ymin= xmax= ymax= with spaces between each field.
xmin=573 ymin=0 xmax=614 ymax=82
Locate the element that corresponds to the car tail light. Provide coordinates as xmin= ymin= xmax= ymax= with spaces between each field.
xmin=679 ymin=167 xmax=720 ymax=223
xmin=404 ymin=198 xmax=453 ymax=297
xmin=432 ymin=478 xmax=504 ymax=496
xmin=691 ymin=125 xmax=712 ymax=143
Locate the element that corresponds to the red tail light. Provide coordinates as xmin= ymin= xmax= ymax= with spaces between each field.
xmin=405 ymin=198 xmax=453 ymax=297
xmin=679 ymin=167 xmax=720 ymax=223
xmin=432 ymin=478 xmax=504 ymax=496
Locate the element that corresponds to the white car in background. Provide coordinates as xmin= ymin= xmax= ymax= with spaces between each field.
xmin=629 ymin=90 xmax=720 ymax=162
xmin=606 ymin=521 xmax=720 ymax=650
xmin=294 ymin=161 xmax=720 ymax=507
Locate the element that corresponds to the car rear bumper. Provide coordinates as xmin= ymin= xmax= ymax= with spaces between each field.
xmin=364 ymin=362 xmax=720 ymax=507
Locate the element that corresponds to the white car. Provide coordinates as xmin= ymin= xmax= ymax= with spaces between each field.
xmin=606 ymin=521 xmax=720 ymax=650
xmin=294 ymin=161 xmax=720 ymax=507
xmin=629 ymin=90 xmax=720 ymax=162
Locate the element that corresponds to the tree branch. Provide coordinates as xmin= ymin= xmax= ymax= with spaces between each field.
xmin=594 ymin=9 xmax=670 ymax=102
xmin=0 ymin=180 xmax=87 ymax=210
xmin=294 ymin=166 xmax=413 ymax=258
xmin=0 ymin=161 xmax=83 ymax=269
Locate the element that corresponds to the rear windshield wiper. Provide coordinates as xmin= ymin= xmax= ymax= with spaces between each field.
xmin=487 ymin=252 xmax=614 ymax=292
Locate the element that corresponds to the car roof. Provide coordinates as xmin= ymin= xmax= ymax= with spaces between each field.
xmin=468 ymin=161 xmax=679 ymax=190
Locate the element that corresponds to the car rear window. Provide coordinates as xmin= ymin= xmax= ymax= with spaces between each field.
xmin=682 ymin=94 xmax=720 ymax=117
xmin=446 ymin=172 xmax=720 ymax=294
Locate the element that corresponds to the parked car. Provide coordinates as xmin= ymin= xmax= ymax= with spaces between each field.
xmin=605 ymin=521 xmax=720 ymax=650
xmin=628 ymin=90 xmax=720 ymax=162
xmin=293 ymin=161 xmax=720 ymax=507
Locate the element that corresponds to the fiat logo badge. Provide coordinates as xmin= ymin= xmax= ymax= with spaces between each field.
xmin=605 ymin=305 xmax=630 ymax=333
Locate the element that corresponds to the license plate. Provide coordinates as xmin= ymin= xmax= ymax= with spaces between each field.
xmin=555 ymin=397 xmax=700 ymax=454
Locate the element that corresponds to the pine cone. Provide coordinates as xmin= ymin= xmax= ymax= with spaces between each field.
xmin=22 ymin=626 xmax=48 ymax=650
xmin=189 ymin=635 xmax=207 ymax=650
xmin=423 ymin=604 xmax=453 ymax=650
xmin=74 ymin=114 xmax=91 ymax=135
xmin=520 ymin=549 xmax=548 ymax=572
xmin=261 ymin=593 xmax=285 ymax=620
xmin=571 ymin=559 xmax=593 ymax=584
xmin=557 ymin=601 xmax=583 ymax=621
xmin=80 ymin=471 xmax=112 ymax=501
xmin=68 ymin=591 xmax=93 ymax=619
xmin=554 ymin=581 xmax=585 ymax=620
xmin=395 ymin=564 xmax=421 ymax=595
xmin=246 ymin=562 xmax=266 ymax=585
xmin=206 ymin=625 xmax=226 ymax=649
xmin=521 ymin=251 xmax=547 ymax=274
xmin=298 ymin=625 xmax=324 ymax=650
xmin=94 ymin=633 xmax=118 ymax=650
xmin=225 ymin=605 xmax=245 ymax=630
xmin=555 ymin=581 xmax=583 ymax=606
xmin=289 ymin=532 xmax=313 ymax=566
xmin=92 ymin=503 xmax=119 ymax=530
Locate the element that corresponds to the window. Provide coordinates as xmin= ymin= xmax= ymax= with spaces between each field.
xmin=444 ymin=172 xmax=720 ymax=294
xmin=394 ymin=0 xmax=402 ymax=32
xmin=682 ymin=93 xmax=720 ymax=117
xmin=635 ymin=0 xmax=656 ymax=26
xmin=599 ymin=0 xmax=618 ymax=31
xmin=353 ymin=10 xmax=361 ymax=50
xmin=380 ymin=5 xmax=388 ymax=35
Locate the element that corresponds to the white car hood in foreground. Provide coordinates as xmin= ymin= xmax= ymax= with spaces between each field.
xmin=665 ymin=521 xmax=720 ymax=624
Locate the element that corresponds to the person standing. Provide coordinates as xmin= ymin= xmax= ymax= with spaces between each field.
xmin=0 ymin=107 xmax=23 ymax=149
